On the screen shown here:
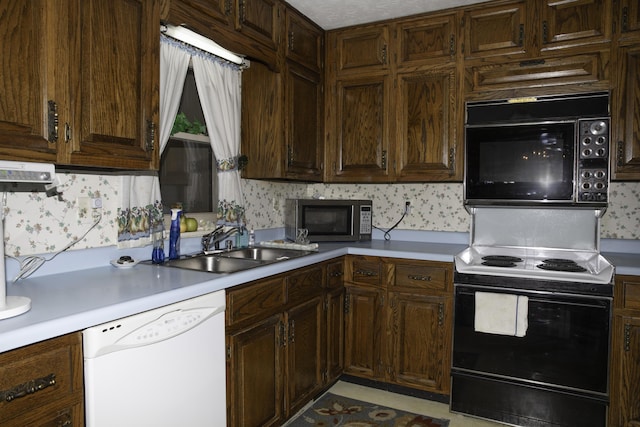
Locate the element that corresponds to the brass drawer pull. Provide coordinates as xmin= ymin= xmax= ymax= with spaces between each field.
xmin=408 ymin=274 xmax=432 ymax=281
xmin=355 ymin=269 xmax=378 ymax=277
xmin=1 ymin=373 xmax=56 ymax=402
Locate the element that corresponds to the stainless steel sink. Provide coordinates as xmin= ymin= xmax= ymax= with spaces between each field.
xmin=162 ymin=254 xmax=263 ymax=274
xmin=217 ymin=247 xmax=315 ymax=261
xmin=159 ymin=247 xmax=315 ymax=274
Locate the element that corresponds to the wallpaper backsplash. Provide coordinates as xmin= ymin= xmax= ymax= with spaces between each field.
xmin=3 ymin=172 xmax=639 ymax=256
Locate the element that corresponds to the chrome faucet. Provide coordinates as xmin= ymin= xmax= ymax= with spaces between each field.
xmin=201 ymin=225 xmax=246 ymax=253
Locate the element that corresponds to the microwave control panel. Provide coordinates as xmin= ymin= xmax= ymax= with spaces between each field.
xmin=359 ymin=205 xmax=372 ymax=235
xmin=577 ymin=118 xmax=609 ymax=203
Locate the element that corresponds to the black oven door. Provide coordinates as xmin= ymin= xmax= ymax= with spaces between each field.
xmin=465 ymin=122 xmax=576 ymax=203
xmin=453 ymin=285 xmax=610 ymax=393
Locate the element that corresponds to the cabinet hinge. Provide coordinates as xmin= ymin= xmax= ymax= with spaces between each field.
xmin=381 ymin=44 xmax=388 ymax=64
xmin=622 ymin=7 xmax=629 ymax=33
xmin=449 ymin=34 xmax=455 ymax=56
xmin=381 ymin=150 xmax=387 ymax=169
xmin=624 ymin=323 xmax=632 ymax=351
xmin=146 ymin=120 xmax=156 ymax=152
xmin=287 ymin=144 xmax=293 ymax=166
xmin=448 ymin=147 xmax=455 ymax=175
xmin=519 ymin=24 xmax=525 ymax=47
xmin=226 ymin=345 xmax=231 ymax=360
xmin=224 ymin=0 xmax=232 ymax=15
xmin=438 ymin=302 xmax=444 ymax=326
xmin=279 ymin=320 xmax=287 ymax=347
xmin=47 ymin=100 xmax=59 ymax=143
xmin=64 ymin=123 xmax=71 ymax=143
xmin=344 ymin=294 xmax=350 ymax=314
xmin=542 ymin=21 xmax=548 ymax=44
xmin=289 ymin=319 xmax=296 ymax=344
xmin=617 ymin=140 xmax=625 ymax=167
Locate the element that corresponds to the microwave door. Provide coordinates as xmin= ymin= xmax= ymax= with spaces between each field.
xmin=303 ymin=206 xmax=353 ymax=238
xmin=465 ymin=123 xmax=575 ymax=203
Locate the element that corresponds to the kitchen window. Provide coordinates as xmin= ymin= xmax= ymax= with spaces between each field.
xmin=159 ymin=69 xmax=218 ymax=223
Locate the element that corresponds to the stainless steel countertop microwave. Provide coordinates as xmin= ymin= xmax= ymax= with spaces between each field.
xmin=285 ymin=199 xmax=372 ymax=242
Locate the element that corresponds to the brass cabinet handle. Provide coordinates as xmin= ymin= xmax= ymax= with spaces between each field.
xmin=48 ymin=100 xmax=59 ymax=143
xmin=1 ymin=373 xmax=56 ymax=402
xmin=407 ymin=274 xmax=432 ymax=281
xmin=329 ymin=271 xmax=344 ymax=278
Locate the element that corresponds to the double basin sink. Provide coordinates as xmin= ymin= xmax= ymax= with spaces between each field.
xmin=161 ymin=247 xmax=316 ymax=274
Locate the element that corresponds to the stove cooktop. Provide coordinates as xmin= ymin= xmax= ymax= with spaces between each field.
xmin=455 ymin=246 xmax=614 ymax=285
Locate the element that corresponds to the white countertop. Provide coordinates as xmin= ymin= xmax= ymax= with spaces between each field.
xmin=0 ymin=239 xmax=467 ymax=353
xmin=1 ymin=233 xmax=638 ymax=354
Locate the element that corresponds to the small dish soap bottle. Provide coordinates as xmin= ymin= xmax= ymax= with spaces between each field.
xmin=169 ymin=208 xmax=181 ymax=259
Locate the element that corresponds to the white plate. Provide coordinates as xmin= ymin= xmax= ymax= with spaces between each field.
xmin=110 ymin=258 xmax=139 ymax=269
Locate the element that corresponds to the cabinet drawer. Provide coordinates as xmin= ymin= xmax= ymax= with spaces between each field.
xmin=393 ymin=261 xmax=451 ymax=292
xmin=287 ymin=266 xmax=324 ymax=306
xmin=0 ymin=333 xmax=82 ymax=425
xmin=347 ymin=256 xmax=385 ymax=286
xmin=226 ymin=276 xmax=285 ymax=326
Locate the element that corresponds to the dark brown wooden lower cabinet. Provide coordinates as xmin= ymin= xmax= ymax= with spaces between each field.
xmin=610 ymin=275 xmax=640 ymax=427
xmin=225 ymin=264 xmax=327 ymax=427
xmin=0 ymin=333 xmax=84 ymax=427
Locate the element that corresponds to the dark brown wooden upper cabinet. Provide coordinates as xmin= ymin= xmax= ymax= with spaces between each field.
xmin=331 ymin=24 xmax=390 ymax=75
xmin=0 ymin=0 xmax=60 ymax=164
xmin=611 ymin=44 xmax=640 ymax=180
xmin=68 ymin=0 xmax=160 ymax=170
xmin=235 ymin=0 xmax=280 ymax=50
xmin=175 ymin=0 xmax=234 ymax=27
xmin=539 ymin=0 xmax=612 ymax=53
xmin=0 ymin=0 xmax=159 ymax=170
xmin=616 ymin=0 xmax=640 ymax=43
xmin=286 ymin=7 xmax=324 ymax=73
xmin=395 ymin=12 xmax=459 ymax=67
xmin=463 ymin=0 xmax=529 ymax=59
xmin=464 ymin=0 xmax=611 ymax=60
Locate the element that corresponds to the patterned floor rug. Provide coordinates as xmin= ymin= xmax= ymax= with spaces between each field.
xmin=287 ymin=392 xmax=450 ymax=427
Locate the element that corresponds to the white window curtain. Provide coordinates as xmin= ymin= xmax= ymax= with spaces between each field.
xmin=191 ymin=55 xmax=245 ymax=225
xmin=117 ymin=33 xmax=245 ymax=247
xmin=117 ymin=35 xmax=191 ymax=248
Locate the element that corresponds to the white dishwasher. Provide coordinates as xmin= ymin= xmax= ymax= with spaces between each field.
xmin=83 ymin=290 xmax=226 ymax=427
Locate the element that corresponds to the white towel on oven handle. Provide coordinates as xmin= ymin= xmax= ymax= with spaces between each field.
xmin=474 ymin=291 xmax=529 ymax=337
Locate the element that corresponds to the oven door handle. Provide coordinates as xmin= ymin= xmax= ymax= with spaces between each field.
xmin=455 ymin=287 xmax=611 ymax=309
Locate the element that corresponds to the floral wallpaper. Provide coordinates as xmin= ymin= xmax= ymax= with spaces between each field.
xmin=2 ymin=172 xmax=639 ymax=257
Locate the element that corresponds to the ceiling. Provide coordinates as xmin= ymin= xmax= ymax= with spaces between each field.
xmin=286 ymin=0 xmax=493 ymax=30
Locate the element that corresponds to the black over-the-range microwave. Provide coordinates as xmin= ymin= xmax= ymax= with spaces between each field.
xmin=464 ymin=91 xmax=611 ymax=208
xmin=285 ymin=199 xmax=373 ymax=242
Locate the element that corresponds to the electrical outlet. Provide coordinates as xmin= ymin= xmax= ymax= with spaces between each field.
xmin=77 ymin=197 xmax=102 ymax=222
xmin=77 ymin=197 xmax=91 ymax=220
xmin=404 ymin=201 xmax=411 ymax=214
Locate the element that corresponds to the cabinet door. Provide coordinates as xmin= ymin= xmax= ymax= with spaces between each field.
xmin=178 ymin=0 xmax=233 ymax=26
xmin=395 ymin=67 xmax=460 ymax=181
xmin=0 ymin=1 xmax=61 ymax=163
xmin=611 ymin=44 xmax=640 ymax=180
xmin=332 ymin=25 xmax=390 ymax=74
xmin=227 ymin=314 xmax=284 ymax=427
xmin=235 ymin=0 xmax=280 ymax=50
xmin=343 ymin=285 xmax=385 ymax=379
xmin=395 ymin=13 xmax=458 ymax=67
xmin=329 ymin=75 xmax=392 ymax=182
xmin=463 ymin=0 xmax=528 ymax=59
xmin=68 ymin=0 xmax=159 ymax=169
xmin=389 ymin=292 xmax=451 ymax=394
xmin=539 ymin=0 xmax=611 ymax=53
xmin=618 ymin=0 xmax=640 ymax=42
xmin=286 ymin=8 xmax=323 ymax=73
xmin=286 ymin=296 xmax=324 ymax=416
xmin=285 ymin=62 xmax=323 ymax=180
xmin=611 ymin=315 xmax=640 ymax=427
xmin=326 ymin=287 xmax=345 ymax=383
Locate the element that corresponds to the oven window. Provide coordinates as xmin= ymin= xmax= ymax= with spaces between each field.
xmin=465 ymin=123 xmax=575 ymax=201
xmin=302 ymin=205 xmax=353 ymax=236
xmin=453 ymin=287 xmax=610 ymax=393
